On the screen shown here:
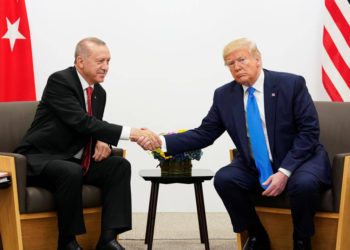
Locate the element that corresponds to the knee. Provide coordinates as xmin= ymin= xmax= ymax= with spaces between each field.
xmin=120 ymin=158 xmax=131 ymax=176
xmin=110 ymin=156 xmax=131 ymax=178
xmin=287 ymin=174 xmax=320 ymax=196
xmin=64 ymin=166 xmax=83 ymax=185
xmin=214 ymin=168 xmax=232 ymax=192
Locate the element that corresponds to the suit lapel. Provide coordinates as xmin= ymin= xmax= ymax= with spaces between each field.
xmin=230 ymin=82 xmax=251 ymax=162
xmin=70 ymin=67 xmax=86 ymax=110
xmin=263 ymin=69 xmax=277 ymax=159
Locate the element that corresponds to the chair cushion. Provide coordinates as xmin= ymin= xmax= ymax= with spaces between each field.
xmin=315 ymin=102 xmax=350 ymax=164
xmin=25 ymin=185 xmax=102 ymax=213
xmin=82 ymin=184 xmax=103 ymax=208
xmin=251 ymin=188 xmax=334 ymax=212
xmin=26 ymin=187 xmax=55 ymax=213
xmin=0 ymin=101 xmax=38 ymax=153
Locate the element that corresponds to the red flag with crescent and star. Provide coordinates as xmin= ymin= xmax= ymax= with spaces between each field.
xmin=0 ymin=0 xmax=36 ymax=102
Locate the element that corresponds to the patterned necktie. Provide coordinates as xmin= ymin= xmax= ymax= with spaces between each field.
xmin=81 ymin=86 xmax=93 ymax=175
xmin=246 ymin=87 xmax=273 ymax=189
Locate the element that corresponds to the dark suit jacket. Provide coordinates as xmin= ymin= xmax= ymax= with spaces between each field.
xmin=165 ymin=69 xmax=331 ymax=185
xmin=15 ymin=67 xmax=123 ymax=176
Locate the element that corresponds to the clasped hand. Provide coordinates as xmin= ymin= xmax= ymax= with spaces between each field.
xmin=130 ymin=128 xmax=161 ymax=151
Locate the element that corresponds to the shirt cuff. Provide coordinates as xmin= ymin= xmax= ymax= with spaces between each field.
xmin=278 ymin=168 xmax=291 ymax=178
xmin=160 ymin=135 xmax=167 ymax=152
xmin=120 ymin=126 xmax=131 ymax=140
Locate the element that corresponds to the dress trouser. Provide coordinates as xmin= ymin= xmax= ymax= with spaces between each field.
xmin=213 ymin=164 xmax=326 ymax=238
xmin=28 ymin=156 xmax=132 ymax=236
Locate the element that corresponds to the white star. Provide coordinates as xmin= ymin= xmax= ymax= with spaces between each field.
xmin=1 ymin=17 xmax=26 ymax=52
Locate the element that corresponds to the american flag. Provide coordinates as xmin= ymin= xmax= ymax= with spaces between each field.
xmin=321 ymin=0 xmax=350 ymax=102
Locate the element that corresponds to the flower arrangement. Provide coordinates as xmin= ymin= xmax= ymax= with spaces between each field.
xmin=151 ymin=130 xmax=203 ymax=174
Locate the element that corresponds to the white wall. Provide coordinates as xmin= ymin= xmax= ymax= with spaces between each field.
xmin=26 ymin=0 xmax=330 ymax=212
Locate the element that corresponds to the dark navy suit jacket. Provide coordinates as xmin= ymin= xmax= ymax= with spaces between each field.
xmin=165 ymin=69 xmax=331 ymax=185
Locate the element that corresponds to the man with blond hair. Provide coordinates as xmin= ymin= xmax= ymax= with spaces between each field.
xmin=138 ymin=38 xmax=331 ymax=250
xmin=16 ymin=37 xmax=160 ymax=250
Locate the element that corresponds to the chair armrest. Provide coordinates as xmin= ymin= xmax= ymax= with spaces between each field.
xmin=0 ymin=152 xmax=27 ymax=214
xmin=332 ymin=153 xmax=350 ymax=212
xmin=229 ymin=149 xmax=239 ymax=162
xmin=111 ymin=148 xmax=126 ymax=158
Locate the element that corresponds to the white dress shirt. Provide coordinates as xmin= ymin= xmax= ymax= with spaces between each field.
xmin=74 ymin=71 xmax=131 ymax=159
xmin=242 ymin=71 xmax=272 ymax=160
xmin=160 ymin=70 xmax=291 ymax=177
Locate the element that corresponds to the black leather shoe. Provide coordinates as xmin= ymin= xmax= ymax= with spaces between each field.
xmin=243 ymin=236 xmax=271 ymax=250
xmin=294 ymin=238 xmax=311 ymax=250
xmin=57 ymin=239 xmax=83 ymax=250
xmin=96 ymin=240 xmax=125 ymax=250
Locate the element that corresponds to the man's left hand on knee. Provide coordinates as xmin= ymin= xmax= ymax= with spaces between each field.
xmin=93 ymin=141 xmax=112 ymax=162
xmin=262 ymin=171 xmax=288 ymax=197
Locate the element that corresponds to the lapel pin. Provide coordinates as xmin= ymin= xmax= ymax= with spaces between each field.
xmin=271 ymin=93 xmax=276 ymax=97
xmin=94 ymin=96 xmax=97 ymax=99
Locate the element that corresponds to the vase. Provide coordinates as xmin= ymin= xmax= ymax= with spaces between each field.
xmin=159 ymin=159 xmax=192 ymax=175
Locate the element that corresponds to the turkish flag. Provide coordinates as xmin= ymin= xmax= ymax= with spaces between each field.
xmin=0 ymin=0 xmax=36 ymax=102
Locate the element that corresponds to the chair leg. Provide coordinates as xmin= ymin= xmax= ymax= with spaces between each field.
xmin=236 ymin=231 xmax=248 ymax=250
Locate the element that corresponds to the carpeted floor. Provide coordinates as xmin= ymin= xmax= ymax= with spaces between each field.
xmin=119 ymin=212 xmax=237 ymax=249
xmin=119 ymin=239 xmax=236 ymax=250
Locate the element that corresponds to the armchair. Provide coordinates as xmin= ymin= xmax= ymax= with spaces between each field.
xmin=0 ymin=101 xmax=125 ymax=250
xmin=230 ymin=101 xmax=350 ymax=250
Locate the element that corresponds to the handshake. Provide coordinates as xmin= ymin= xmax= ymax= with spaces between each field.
xmin=130 ymin=128 xmax=162 ymax=151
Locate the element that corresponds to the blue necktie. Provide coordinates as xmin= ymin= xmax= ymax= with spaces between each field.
xmin=246 ymin=87 xmax=273 ymax=189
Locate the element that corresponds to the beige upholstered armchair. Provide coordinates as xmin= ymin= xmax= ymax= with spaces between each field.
xmin=0 ymin=101 xmax=125 ymax=250
xmin=230 ymin=101 xmax=350 ymax=250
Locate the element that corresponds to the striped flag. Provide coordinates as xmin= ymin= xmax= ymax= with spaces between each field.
xmin=321 ymin=0 xmax=350 ymax=102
